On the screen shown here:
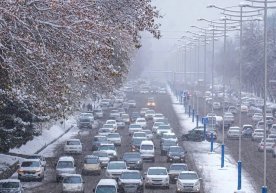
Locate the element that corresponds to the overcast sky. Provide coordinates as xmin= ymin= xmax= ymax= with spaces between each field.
xmin=138 ymin=0 xmax=243 ymax=72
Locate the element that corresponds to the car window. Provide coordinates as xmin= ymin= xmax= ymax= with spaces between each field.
xmin=57 ymin=161 xmax=74 ymax=168
xmin=0 ymin=182 xmax=19 ymax=188
xmin=63 ymin=176 xmax=82 ymax=184
xmin=21 ymin=161 xmax=40 ymax=167
xmin=179 ymin=173 xmax=198 ymax=180
xmin=120 ymin=172 xmax=141 ymax=179
xmin=148 ymin=168 xmax=167 ymax=175
xmin=84 ymin=158 xmax=99 ymax=164
xmin=96 ymin=186 xmax=116 ymax=193
xmin=67 ymin=141 xmax=80 ymax=145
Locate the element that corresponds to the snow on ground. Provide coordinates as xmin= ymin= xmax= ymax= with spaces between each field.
xmin=9 ymin=115 xmax=77 ymax=155
xmin=168 ymin=86 xmax=257 ymax=193
xmin=0 ymin=154 xmax=24 ymax=175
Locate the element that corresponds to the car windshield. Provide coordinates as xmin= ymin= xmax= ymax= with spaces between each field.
xmin=103 ymin=124 xmax=114 ymax=128
xmin=122 ymin=115 xmax=129 ymax=118
xmin=99 ymin=145 xmax=115 ymax=150
xmin=158 ymin=125 xmax=170 ymax=130
xmin=130 ymin=125 xmax=141 ymax=128
xmin=132 ymin=138 xmax=145 ymax=145
xmin=179 ymin=173 xmax=198 ymax=180
xmin=67 ymin=141 xmax=80 ymax=145
xmin=169 ymin=147 xmax=183 ymax=153
xmin=108 ymin=134 xmax=119 ymax=138
xmin=148 ymin=168 xmax=167 ymax=175
xmin=123 ymin=153 xmax=140 ymax=159
xmin=134 ymin=133 xmax=146 ymax=137
xmin=163 ymin=134 xmax=176 ymax=139
xmin=163 ymin=141 xmax=177 ymax=146
xmin=84 ymin=158 xmax=98 ymax=164
xmin=108 ymin=162 xmax=126 ymax=169
xmin=136 ymin=120 xmax=145 ymax=123
xmin=170 ymin=164 xmax=188 ymax=171
xmin=57 ymin=161 xmax=73 ymax=168
xmin=21 ymin=161 xmax=40 ymax=167
xmin=94 ymin=110 xmax=102 ymax=113
xmin=141 ymin=144 xmax=153 ymax=150
xmin=120 ymin=172 xmax=141 ymax=179
xmin=107 ymin=121 xmax=116 ymax=124
xmin=95 ymin=137 xmax=107 ymax=142
xmin=63 ymin=176 xmax=82 ymax=184
xmin=96 ymin=186 xmax=116 ymax=193
xmin=0 ymin=182 xmax=19 ymax=188
xmin=146 ymin=110 xmax=155 ymax=114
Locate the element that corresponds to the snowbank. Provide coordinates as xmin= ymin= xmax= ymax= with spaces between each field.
xmin=168 ymin=86 xmax=257 ymax=193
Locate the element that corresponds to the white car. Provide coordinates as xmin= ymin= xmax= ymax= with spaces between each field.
xmin=62 ymin=174 xmax=84 ymax=193
xmin=109 ymin=110 xmax=120 ymax=119
xmin=152 ymin=122 xmax=164 ymax=133
xmin=106 ymin=161 xmax=128 ymax=179
xmin=135 ymin=118 xmax=147 ymax=128
xmin=227 ymin=127 xmax=240 ymax=139
xmin=156 ymin=124 xmax=172 ymax=137
xmin=212 ymin=102 xmax=221 ymax=110
xmin=129 ymin=124 xmax=143 ymax=135
xmin=98 ymin=144 xmax=118 ymax=161
xmin=94 ymin=179 xmax=118 ymax=193
xmin=145 ymin=110 xmax=155 ymax=119
xmin=107 ymin=133 xmax=122 ymax=146
xmin=98 ymin=128 xmax=112 ymax=136
xmin=121 ymin=113 xmax=130 ymax=124
xmin=161 ymin=132 xmax=178 ymax=143
xmin=103 ymin=124 xmax=116 ymax=132
xmin=176 ymin=171 xmax=201 ymax=193
xmin=0 ymin=179 xmax=24 ymax=193
xmin=241 ymin=105 xmax=249 ymax=113
xmin=105 ymin=120 xmax=118 ymax=130
xmin=153 ymin=113 xmax=165 ymax=122
xmin=252 ymin=113 xmax=263 ymax=122
xmin=140 ymin=140 xmax=155 ymax=162
xmin=143 ymin=129 xmax=153 ymax=140
xmin=92 ymin=151 xmax=110 ymax=168
xmin=258 ymin=138 xmax=275 ymax=152
xmin=252 ymin=129 xmax=265 ymax=142
xmin=133 ymin=131 xmax=147 ymax=139
xmin=145 ymin=167 xmax=170 ymax=189
xmin=27 ymin=154 xmax=46 ymax=168
xmin=94 ymin=109 xmax=103 ymax=119
xmin=128 ymin=100 xmax=137 ymax=107
xmin=55 ymin=156 xmax=76 ymax=182
xmin=64 ymin=139 xmax=82 ymax=154
xmin=17 ymin=159 xmax=45 ymax=182
xmin=140 ymin=108 xmax=149 ymax=117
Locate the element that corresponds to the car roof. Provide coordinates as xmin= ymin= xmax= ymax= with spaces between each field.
xmin=58 ymin=156 xmax=74 ymax=161
xmin=63 ymin=174 xmax=82 ymax=177
xmin=140 ymin=140 xmax=154 ymax=145
xmin=97 ymin=179 xmax=117 ymax=186
xmin=148 ymin=166 xmax=166 ymax=170
xmin=179 ymin=171 xmax=197 ymax=174
xmin=22 ymin=158 xmax=40 ymax=162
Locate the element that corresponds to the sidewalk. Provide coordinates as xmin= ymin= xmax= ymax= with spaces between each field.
xmin=168 ymin=87 xmax=258 ymax=193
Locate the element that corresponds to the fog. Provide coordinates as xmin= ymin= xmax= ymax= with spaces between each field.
xmin=133 ymin=0 xmax=243 ymax=78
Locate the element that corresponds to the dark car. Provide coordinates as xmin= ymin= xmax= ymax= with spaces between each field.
xmin=160 ymin=140 xmax=178 ymax=156
xmin=78 ymin=117 xmax=93 ymax=129
xmin=118 ymin=170 xmax=144 ymax=193
xmin=242 ymin=125 xmax=254 ymax=138
xmin=131 ymin=112 xmax=140 ymax=122
xmin=122 ymin=152 xmax=143 ymax=170
xmin=166 ymin=146 xmax=186 ymax=163
xmin=181 ymin=128 xmax=204 ymax=142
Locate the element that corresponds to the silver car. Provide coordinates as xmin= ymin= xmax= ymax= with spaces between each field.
xmin=0 ymin=179 xmax=24 ymax=193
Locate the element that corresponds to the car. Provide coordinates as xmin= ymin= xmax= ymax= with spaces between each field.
xmin=252 ymin=129 xmax=265 ymax=142
xmin=121 ymin=113 xmax=130 ymax=124
xmin=92 ymin=151 xmax=110 ymax=168
xmin=129 ymin=124 xmax=143 ymax=135
xmin=131 ymin=137 xmax=147 ymax=152
xmin=181 ymin=128 xmax=204 ymax=142
xmin=0 ymin=179 xmax=24 ymax=193
xmin=92 ymin=135 xmax=108 ymax=151
xmin=133 ymin=131 xmax=147 ymax=139
xmin=143 ymin=129 xmax=154 ymax=140
xmin=140 ymin=140 xmax=155 ymax=162
xmin=145 ymin=110 xmax=155 ymax=120
xmin=268 ymin=134 xmax=276 ymax=142
xmin=144 ymin=167 xmax=170 ymax=189
xmin=27 ymin=154 xmax=46 ymax=168
xmin=266 ymin=115 xmax=274 ymax=126
xmin=135 ymin=118 xmax=147 ymax=128
xmin=223 ymin=112 xmax=235 ymax=126
xmin=106 ymin=120 xmax=118 ymax=130
xmin=140 ymin=108 xmax=149 ymax=117
xmin=102 ymin=123 xmax=116 ymax=132
xmin=152 ymin=122 xmax=165 ymax=133
xmin=55 ymin=156 xmax=76 ymax=182
xmin=131 ymin=111 xmax=140 ymax=122
xmin=152 ymin=113 xmax=165 ymax=122
xmin=241 ymin=105 xmax=249 ymax=113
xmin=93 ymin=179 xmax=118 ymax=193
xmin=242 ymin=125 xmax=254 ymax=138
xmin=156 ymin=124 xmax=172 ymax=137
xmin=109 ymin=110 xmax=120 ymax=119
xmin=166 ymin=146 xmax=186 ymax=163
xmin=118 ymin=170 xmax=144 ymax=193
xmin=106 ymin=161 xmax=128 ymax=179
xmin=147 ymin=98 xmax=156 ymax=107
xmin=100 ymin=99 xmax=111 ymax=108
xmin=17 ymin=159 xmax=45 ymax=181
xmin=252 ymin=113 xmax=263 ymax=122
xmin=98 ymin=127 xmax=113 ymax=136
xmin=160 ymin=140 xmax=178 ymax=156
xmin=117 ymin=120 xmax=126 ymax=129
xmin=168 ymin=163 xmax=188 ymax=184
xmin=161 ymin=132 xmax=178 ymax=143
xmin=62 ymin=174 xmax=84 ymax=193
xmin=78 ymin=115 xmax=93 ymax=129
xmin=122 ymin=152 xmax=143 ymax=170
xmin=228 ymin=106 xmax=238 ymax=114
xmin=64 ymin=139 xmax=82 ymax=154
xmin=270 ymin=124 xmax=276 ymax=134
xmin=94 ymin=109 xmax=103 ymax=119
xmin=227 ymin=127 xmax=240 ymax=139
xmin=82 ymin=155 xmax=101 ymax=175
xmin=107 ymin=133 xmax=122 ymax=146
xmin=205 ymin=126 xmax=217 ymax=141
xmin=176 ymin=171 xmax=201 ymax=193
xmin=98 ymin=143 xmax=118 ymax=161
xmin=258 ymin=138 xmax=275 ymax=152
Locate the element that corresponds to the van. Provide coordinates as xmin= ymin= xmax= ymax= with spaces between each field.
xmin=93 ymin=179 xmax=118 ymax=193
xmin=139 ymin=140 xmax=155 ymax=162
xmin=55 ymin=156 xmax=76 ymax=182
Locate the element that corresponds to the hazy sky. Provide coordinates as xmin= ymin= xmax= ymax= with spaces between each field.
xmin=139 ymin=0 xmax=243 ymax=72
